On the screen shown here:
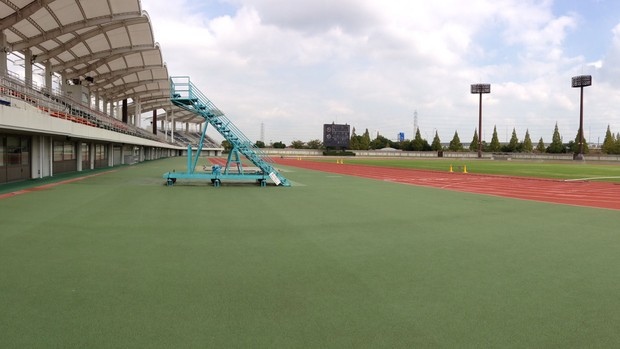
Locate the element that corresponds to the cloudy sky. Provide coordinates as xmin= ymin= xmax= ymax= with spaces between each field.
xmin=144 ymin=0 xmax=620 ymax=145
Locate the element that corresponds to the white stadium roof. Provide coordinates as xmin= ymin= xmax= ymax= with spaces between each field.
xmin=0 ymin=0 xmax=202 ymax=123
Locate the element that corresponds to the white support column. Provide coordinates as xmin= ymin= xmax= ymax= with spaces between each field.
xmin=94 ymin=93 xmax=100 ymax=112
xmin=89 ymin=142 xmax=95 ymax=170
xmin=24 ymin=49 xmax=33 ymax=86
xmin=108 ymin=144 xmax=114 ymax=167
xmin=165 ymin=110 xmax=169 ymax=141
xmin=59 ymin=73 xmax=66 ymax=94
xmin=44 ymin=61 xmax=53 ymax=92
xmin=49 ymin=138 xmax=54 ymax=177
xmin=76 ymin=143 xmax=83 ymax=172
xmin=0 ymin=30 xmax=7 ymax=76
xmin=31 ymin=136 xmax=40 ymax=179
xmin=102 ymin=98 xmax=108 ymax=114
xmin=39 ymin=135 xmax=44 ymax=178
xmin=135 ymin=98 xmax=142 ymax=128
xmin=171 ymin=109 xmax=175 ymax=143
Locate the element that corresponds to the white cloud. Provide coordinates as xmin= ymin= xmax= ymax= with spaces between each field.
xmin=143 ymin=0 xmax=620 ymax=145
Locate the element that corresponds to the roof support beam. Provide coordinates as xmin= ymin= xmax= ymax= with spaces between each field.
xmin=0 ymin=0 xmax=57 ymax=31
xmin=52 ymin=44 xmax=155 ymax=72
xmin=110 ymin=84 xmax=171 ymax=102
xmin=91 ymin=64 xmax=164 ymax=84
xmin=10 ymin=12 xmax=143 ymax=51
xmin=32 ymin=16 xmax=150 ymax=63
xmin=65 ymin=46 xmax=161 ymax=78
xmin=99 ymin=78 xmax=168 ymax=99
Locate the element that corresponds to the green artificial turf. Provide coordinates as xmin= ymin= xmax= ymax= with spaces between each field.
xmin=314 ymin=157 xmax=620 ymax=182
xmin=1 ymin=157 xmax=620 ymax=348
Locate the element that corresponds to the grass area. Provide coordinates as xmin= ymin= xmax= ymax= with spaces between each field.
xmin=311 ymin=157 xmax=620 ymax=182
xmin=1 ymin=157 xmax=620 ymax=348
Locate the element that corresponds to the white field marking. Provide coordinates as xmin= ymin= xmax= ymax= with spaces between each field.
xmin=564 ymin=176 xmax=620 ymax=182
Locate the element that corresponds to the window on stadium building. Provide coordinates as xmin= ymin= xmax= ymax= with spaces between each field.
xmin=1 ymin=135 xmax=30 ymax=165
xmin=54 ymin=141 xmax=76 ymax=162
xmin=95 ymin=144 xmax=106 ymax=160
xmin=81 ymin=143 xmax=89 ymax=162
xmin=0 ymin=137 xmax=5 ymax=167
xmin=20 ymin=137 xmax=29 ymax=165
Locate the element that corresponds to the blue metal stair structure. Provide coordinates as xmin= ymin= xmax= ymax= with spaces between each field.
xmin=169 ymin=76 xmax=290 ymax=186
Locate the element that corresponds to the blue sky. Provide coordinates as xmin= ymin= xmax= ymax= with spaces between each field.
xmin=145 ymin=0 xmax=620 ymax=145
xmin=554 ymin=0 xmax=619 ymax=61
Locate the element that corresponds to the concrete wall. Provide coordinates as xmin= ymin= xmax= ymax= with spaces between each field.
xmin=260 ymin=148 xmax=620 ymax=162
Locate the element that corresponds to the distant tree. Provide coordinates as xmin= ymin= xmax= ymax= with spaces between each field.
xmin=506 ymin=128 xmax=519 ymax=152
xmin=521 ymin=129 xmax=533 ymax=153
xmin=422 ymin=139 xmax=431 ymax=151
xmin=431 ymin=131 xmax=442 ymax=151
xmin=370 ymin=135 xmax=391 ymax=149
xmin=469 ymin=129 xmax=479 ymax=152
xmin=411 ymin=129 xmax=428 ymax=151
xmin=255 ymin=140 xmax=265 ymax=148
xmin=570 ymin=131 xmax=589 ymax=154
xmin=546 ymin=123 xmax=564 ymax=153
xmin=306 ymin=139 xmax=323 ymax=149
xmin=221 ymin=140 xmax=232 ymax=151
xmin=272 ymin=141 xmax=286 ymax=149
xmin=536 ymin=137 xmax=546 ymax=153
xmin=602 ymin=125 xmax=616 ymax=154
xmin=488 ymin=126 xmax=501 ymax=152
xmin=360 ymin=129 xmax=371 ymax=150
xmin=291 ymin=140 xmax=305 ymax=149
xmin=448 ymin=131 xmax=463 ymax=151
xmin=349 ymin=127 xmax=360 ymax=150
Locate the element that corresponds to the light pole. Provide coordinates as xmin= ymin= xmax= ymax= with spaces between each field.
xmin=471 ymin=83 xmax=491 ymax=158
xmin=571 ymin=75 xmax=591 ymax=160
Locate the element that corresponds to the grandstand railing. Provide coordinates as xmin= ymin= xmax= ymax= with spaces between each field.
xmin=1 ymin=72 xmax=170 ymax=144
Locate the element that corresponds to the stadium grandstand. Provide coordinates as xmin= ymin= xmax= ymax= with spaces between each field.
xmin=0 ymin=0 xmax=222 ymax=184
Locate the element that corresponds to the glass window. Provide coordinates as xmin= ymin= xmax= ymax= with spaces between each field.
xmin=0 ymin=136 xmax=5 ymax=167
xmin=82 ymin=143 xmax=89 ymax=161
xmin=96 ymin=144 xmax=107 ymax=160
xmin=7 ymin=136 xmax=20 ymax=165
xmin=54 ymin=141 xmax=64 ymax=162
xmin=63 ymin=143 xmax=74 ymax=161
xmin=20 ymin=137 xmax=29 ymax=165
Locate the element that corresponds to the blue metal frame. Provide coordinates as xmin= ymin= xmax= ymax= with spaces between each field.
xmin=163 ymin=76 xmax=290 ymax=187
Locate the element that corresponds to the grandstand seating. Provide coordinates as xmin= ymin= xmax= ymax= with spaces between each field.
xmin=1 ymin=74 xmax=168 ymax=143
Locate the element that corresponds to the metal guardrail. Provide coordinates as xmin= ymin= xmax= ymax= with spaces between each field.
xmin=1 ymin=73 xmax=170 ymax=143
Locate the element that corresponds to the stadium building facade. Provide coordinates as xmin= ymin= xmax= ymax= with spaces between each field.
xmin=0 ymin=0 xmax=221 ymax=184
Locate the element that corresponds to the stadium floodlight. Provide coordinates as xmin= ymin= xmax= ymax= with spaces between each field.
xmin=571 ymin=75 xmax=592 ymax=160
xmin=471 ymin=83 xmax=491 ymax=158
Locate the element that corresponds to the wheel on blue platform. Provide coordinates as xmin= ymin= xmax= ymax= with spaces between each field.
xmin=213 ymin=179 xmax=221 ymax=187
xmin=211 ymin=178 xmax=216 ymax=184
xmin=260 ymin=179 xmax=267 ymax=187
xmin=166 ymin=178 xmax=175 ymax=186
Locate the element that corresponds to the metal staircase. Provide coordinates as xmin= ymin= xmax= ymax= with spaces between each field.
xmin=168 ymin=76 xmax=290 ymax=186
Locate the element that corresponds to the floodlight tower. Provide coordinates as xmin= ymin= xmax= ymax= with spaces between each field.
xmin=571 ymin=75 xmax=592 ymax=160
xmin=471 ymin=83 xmax=491 ymax=158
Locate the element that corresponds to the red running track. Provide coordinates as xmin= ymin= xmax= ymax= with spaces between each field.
xmin=274 ymin=158 xmax=620 ymax=211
